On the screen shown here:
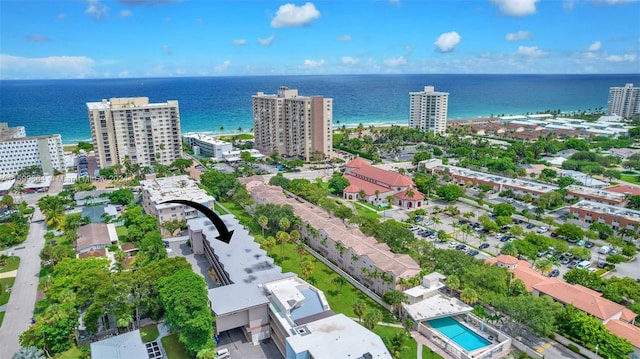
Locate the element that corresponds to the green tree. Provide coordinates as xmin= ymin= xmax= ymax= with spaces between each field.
xmin=352 ymin=300 xmax=367 ymax=323
xmin=170 ymin=158 xmax=193 ymax=173
xmin=383 ymin=289 xmax=409 ymax=317
xmin=446 ymin=274 xmax=460 ymax=296
xmin=299 ymin=256 xmax=314 ymax=279
xmin=200 ymin=170 xmax=240 ymax=200
xmin=563 ymin=268 xmax=602 ymax=289
xmin=363 ymin=309 xmax=383 ymax=330
xmin=493 ymin=295 xmax=562 ymax=337
xmin=460 ymin=288 xmax=478 ymax=304
xmin=556 ymin=223 xmax=584 ymax=242
xmin=328 ymin=173 xmax=350 ymax=195
xmin=493 ymin=203 xmax=516 ymax=217
xmin=108 ymin=188 xmax=135 ymax=205
xmin=158 ymin=269 xmax=214 ymax=356
xmin=436 ymin=184 xmax=465 ymax=201
xmin=12 ymin=347 xmax=46 ymax=359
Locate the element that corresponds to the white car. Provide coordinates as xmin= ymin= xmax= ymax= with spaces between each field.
xmin=448 ymin=241 xmax=459 ymax=248
xmin=536 ymin=227 xmax=548 ymax=234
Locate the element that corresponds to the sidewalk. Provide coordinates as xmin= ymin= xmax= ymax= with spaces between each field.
xmin=0 ymin=270 xmax=17 ymax=279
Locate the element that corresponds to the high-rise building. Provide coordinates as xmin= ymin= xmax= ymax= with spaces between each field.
xmin=0 ymin=122 xmax=65 ymax=177
xmin=86 ymin=97 xmax=182 ymax=169
xmin=408 ymin=86 xmax=449 ymax=134
xmin=607 ymin=83 xmax=640 ymax=118
xmin=252 ymin=87 xmax=332 ymax=161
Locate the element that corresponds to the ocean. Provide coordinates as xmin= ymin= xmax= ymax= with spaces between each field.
xmin=1 ymin=74 xmax=639 ymax=144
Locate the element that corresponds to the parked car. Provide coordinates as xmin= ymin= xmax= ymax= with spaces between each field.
xmin=598 ymin=246 xmax=611 ymax=255
xmin=609 ymin=248 xmax=621 ymax=255
xmin=456 ymin=244 xmax=467 ymax=251
xmin=526 ymin=223 xmax=536 ymax=229
xmin=467 ymin=249 xmax=480 ymax=256
xmin=448 ymin=242 xmax=459 ymax=248
xmin=585 ymin=241 xmax=594 ymax=248
xmin=550 ymin=232 xmax=558 ymax=237
xmin=597 ymin=262 xmax=609 ymax=269
xmin=479 ymin=243 xmax=490 ymax=250
xmin=549 ymin=269 xmax=560 ymax=277
xmin=561 ymin=257 xmax=571 ymax=265
xmin=536 ymin=227 xmax=549 ymax=234
xmin=513 ymin=219 xmax=524 ymax=224
xmin=576 ymin=240 xmax=586 ymax=247
xmin=568 ymin=260 xmax=579 ymax=269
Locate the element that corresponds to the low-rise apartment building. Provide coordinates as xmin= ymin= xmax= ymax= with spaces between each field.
xmin=569 ymin=200 xmax=640 ymax=232
xmin=182 ymin=133 xmax=232 ymax=160
xmin=187 ymin=215 xmax=391 ymax=359
xmin=247 ymin=180 xmax=421 ymax=295
xmin=565 ymin=185 xmax=627 ymax=206
xmin=140 ymin=175 xmax=215 ymax=235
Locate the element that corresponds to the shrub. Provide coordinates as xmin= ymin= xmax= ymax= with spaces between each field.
xmin=567 ymin=344 xmax=580 ymax=353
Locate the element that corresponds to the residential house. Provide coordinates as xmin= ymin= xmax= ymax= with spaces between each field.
xmin=76 ymin=223 xmax=117 ymax=254
xmin=90 ymin=329 xmax=149 ymax=359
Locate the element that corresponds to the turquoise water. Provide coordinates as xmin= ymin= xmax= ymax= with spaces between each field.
xmin=427 ymin=317 xmax=491 ymax=352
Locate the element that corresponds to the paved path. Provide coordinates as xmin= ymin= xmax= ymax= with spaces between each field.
xmin=0 ymin=209 xmax=46 ymax=359
xmin=0 ymin=270 xmax=17 ymax=279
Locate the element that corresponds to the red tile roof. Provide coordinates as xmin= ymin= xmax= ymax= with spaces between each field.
xmin=342 ymin=175 xmax=392 ymax=196
xmin=345 ymin=158 xmax=414 ymax=188
xmin=393 ymin=189 xmax=424 ymax=200
xmin=533 ymin=281 xmax=627 ymax=321
xmin=78 ymin=248 xmax=107 ymax=259
xmin=606 ymin=184 xmax=640 ymax=196
xmin=605 ymin=319 xmax=640 ymax=348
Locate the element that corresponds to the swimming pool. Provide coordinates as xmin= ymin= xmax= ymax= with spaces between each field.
xmin=427 ymin=317 xmax=491 ymax=352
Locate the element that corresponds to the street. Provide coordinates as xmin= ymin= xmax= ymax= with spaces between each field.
xmin=0 ymin=208 xmax=46 ymax=359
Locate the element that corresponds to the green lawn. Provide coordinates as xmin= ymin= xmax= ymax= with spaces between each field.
xmin=115 ymin=226 xmax=129 ymax=241
xmin=620 ymin=174 xmax=640 ymax=184
xmin=53 ymin=345 xmax=89 ymax=359
xmin=0 ymin=311 xmax=5 ymax=327
xmin=422 ymin=345 xmax=442 ymax=359
xmin=353 ymin=202 xmax=382 ymax=220
xmin=268 ymin=241 xmax=396 ymax=323
xmin=0 ymin=277 xmax=16 ymax=306
xmin=0 ymin=256 xmax=20 ymax=273
xmin=373 ymin=326 xmax=417 ymax=359
xmin=161 ymin=333 xmax=189 ymax=359
xmin=140 ymin=324 xmax=160 ymax=342
xmin=218 ymin=201 xmax=261 ymax=234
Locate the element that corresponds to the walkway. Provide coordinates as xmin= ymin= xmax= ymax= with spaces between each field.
xmin=0 ymin=270 xmax=17 ymax=279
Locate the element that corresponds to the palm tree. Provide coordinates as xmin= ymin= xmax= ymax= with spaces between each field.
xmin=460 ymin=288 xmax=478 ymax=305
xmin=263 ymin=236 xmax=276 ymax=253
xmin=12 ymin=347 xmax=46 ymax=359
xmin=276 ymin=231 xmax=290 ymax=257
xmin=430 ymin=216 xmax=442 ymax=230
xmin=383 ymin=289 xmax=409 ymax=318
xmin=296 ymin=242 xmax=306 ymax=256
xmin=352 ymin=300 xmax=367 ymax=323
xmin=290 ymin=229 xmax=300 ymax=243
xmin=387 ymin=332 xmax=410 ymax=359
xmin=534 ymin=258 xmax=553 ymax=276
xmin=11 ymin=183 xmax=26 ymax=202
xmin=446 ymin=275 xmax=460 ymax=296
xmin=363 ymin=309 xmax=383 ymax=330
xmin=278 ymin=217 xmax=291 ymax=232
xmin=299 ymin=256 xmax=314 ymax=279
xmin=257 ymin=215 xmax=268 ymax=238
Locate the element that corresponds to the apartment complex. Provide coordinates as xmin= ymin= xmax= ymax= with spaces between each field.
xmin=409 ymin=86 xmax=449 ymax=134
xmin=247 ymin=180 xmax=421 ymax=295
xmin=140 ymin=175 xmax=215 ymax=235
xmin=569 ymin=200 xmax=640 ymax=232
xmin=252 ymin=87 xmax=332 ymax=161
xmin=187 ymin=215 xmax=391 ymax=358
xmin=182 ymin=133 xmax=232 ymax=160
xmin=87 ymin=97 xmax=182 ymax=169
xmin=0 ymin=122 xmax=65 ymax=177
xmin=608 ymin=83 xmax=640 ymax=118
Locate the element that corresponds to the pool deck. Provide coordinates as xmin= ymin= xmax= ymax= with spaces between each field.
xmin=411 ymin=330 xmax=457 ymax=359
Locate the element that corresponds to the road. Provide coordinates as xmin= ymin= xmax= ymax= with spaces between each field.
xmin=0 ymin=208 xmax=46 ymax=359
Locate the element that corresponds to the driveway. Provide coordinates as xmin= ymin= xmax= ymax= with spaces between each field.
xmin=0 ymin=208 xmax=46 ymax=359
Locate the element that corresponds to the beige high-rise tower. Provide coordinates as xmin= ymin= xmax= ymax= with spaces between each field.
xmin=607 ymin=83 xmax=640 ymax=118
xmin=87 ymin=97 xmax=182 ymax=169
xmin=409 ymin=86 xmax=449 ymax=134
xmin=252 ymin=87 xmax=332 ymax=161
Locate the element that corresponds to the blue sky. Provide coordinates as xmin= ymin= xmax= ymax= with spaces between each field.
xmin=1 ymin=0 xmax=639 ymax=79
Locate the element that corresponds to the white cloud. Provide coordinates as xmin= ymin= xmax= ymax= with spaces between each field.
xmin=302 ymin=59 xmax=325 ymax=69
xmin=388 ymin=0 xmax=401 ymax=5
xmin=119 ymin=10 xmax=132 ymax=18
xmin=85 ymin=0 xmax=109 ymax=20
xmin=341 ymin=56 xmax=359 ymax=65
xmin=490 ymin=0 xmax=538 ymax=16
xmin=587 ymin=41 xmax=601 ymax=51
xmin=0 ymin=54 xmax=96 ymax=79
xmin=434 ymin=31 xmax=461 ymax=53
xmin=162 ymin=45 xmax=171 ymax=55
xmin=337 ymin=35 xmax=352 ymax=42
xmin=271 ymin=2 xmax=320 ymax=28
xmin=383 ymin=56 xmax=407 ymax=66
xmin=606 ymin=54 xmax=636 ymax=62
xmin=604 ymin=0 xmax=640 ymax=3
xmin=233 ymin=39 xmax=247 ymax=46
xmin=563 ymin=0 xmax=575 ymax=10
xmin=505 ymin=30 xmax=532 ymax=41
xmin=25 ymin=35 xmax=51 ymax=42
xmin=215 ymin=60 xmax=231 ymax=73
xmin=518 ymin=45 xmax=547 ymax=58
xmin=118 ymin=71 xmax=130 ymax=77
xmin=57 ymin=13 xmax=66 ymax=21
xmin=258 ymin=35 xmax=275 ymax=46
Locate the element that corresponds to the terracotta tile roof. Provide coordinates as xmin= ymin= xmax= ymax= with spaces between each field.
xmin=345 ymin=158 xmax=414 ymax=188
xmin=120 ymin=243 xmax=138 ymax=252
xmin=343 ymin=175 xmax=392 ymax=196
xmin=606 ymin=184 xmax=640 ymax=196
xmin=78 ymin=248 xmax=107 ymax=259
xmin=533 ymin=281 xmax=626 ymax=321
xmin=605 ymin=320 xmax=640 ymax=348
xmin=621 ymin=308 xmax=638 ymax=323
xmin=486 ymin=255 xmax=550 ymax=291
xmin=248 ymin=183 xmax=420 ymax=279
xmin=393 ymin=189 xmax=425 ymax=201
xmin=489 ymin=254 xmax=519 ymax=266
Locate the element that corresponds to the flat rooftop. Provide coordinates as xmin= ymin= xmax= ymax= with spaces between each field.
xmin=140 ymin=175 xmax=215 ymax=209
xmin=188 ymin=215 xmax=294 ymax=315
xmin=403 ymin=292 xmax=472 ymax=322
xmin=435 ymin=165 xmax=558 ymax=194
xmin=571 ymin=200 xmax=640 ymax=222
xmin=565 ymin=185 xmax=626 ymax=202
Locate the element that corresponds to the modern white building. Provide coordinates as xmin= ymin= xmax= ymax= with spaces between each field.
xmin=140 ymin=175 xmax=215 ymax=236
xmin=409 ymin=86 xmax=449 ymax=134
xmin=607 ymin=83 xmax=640 ymax=118
xmin=182 ymin=133 xmax=232 ymax=160
xmin=87 ymin=97 xmax=182 ymax=169
xmin=252 ymin=87 xmax=333 ymax=161
xmin=0 ymin=123 xmax=65 ymax=177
